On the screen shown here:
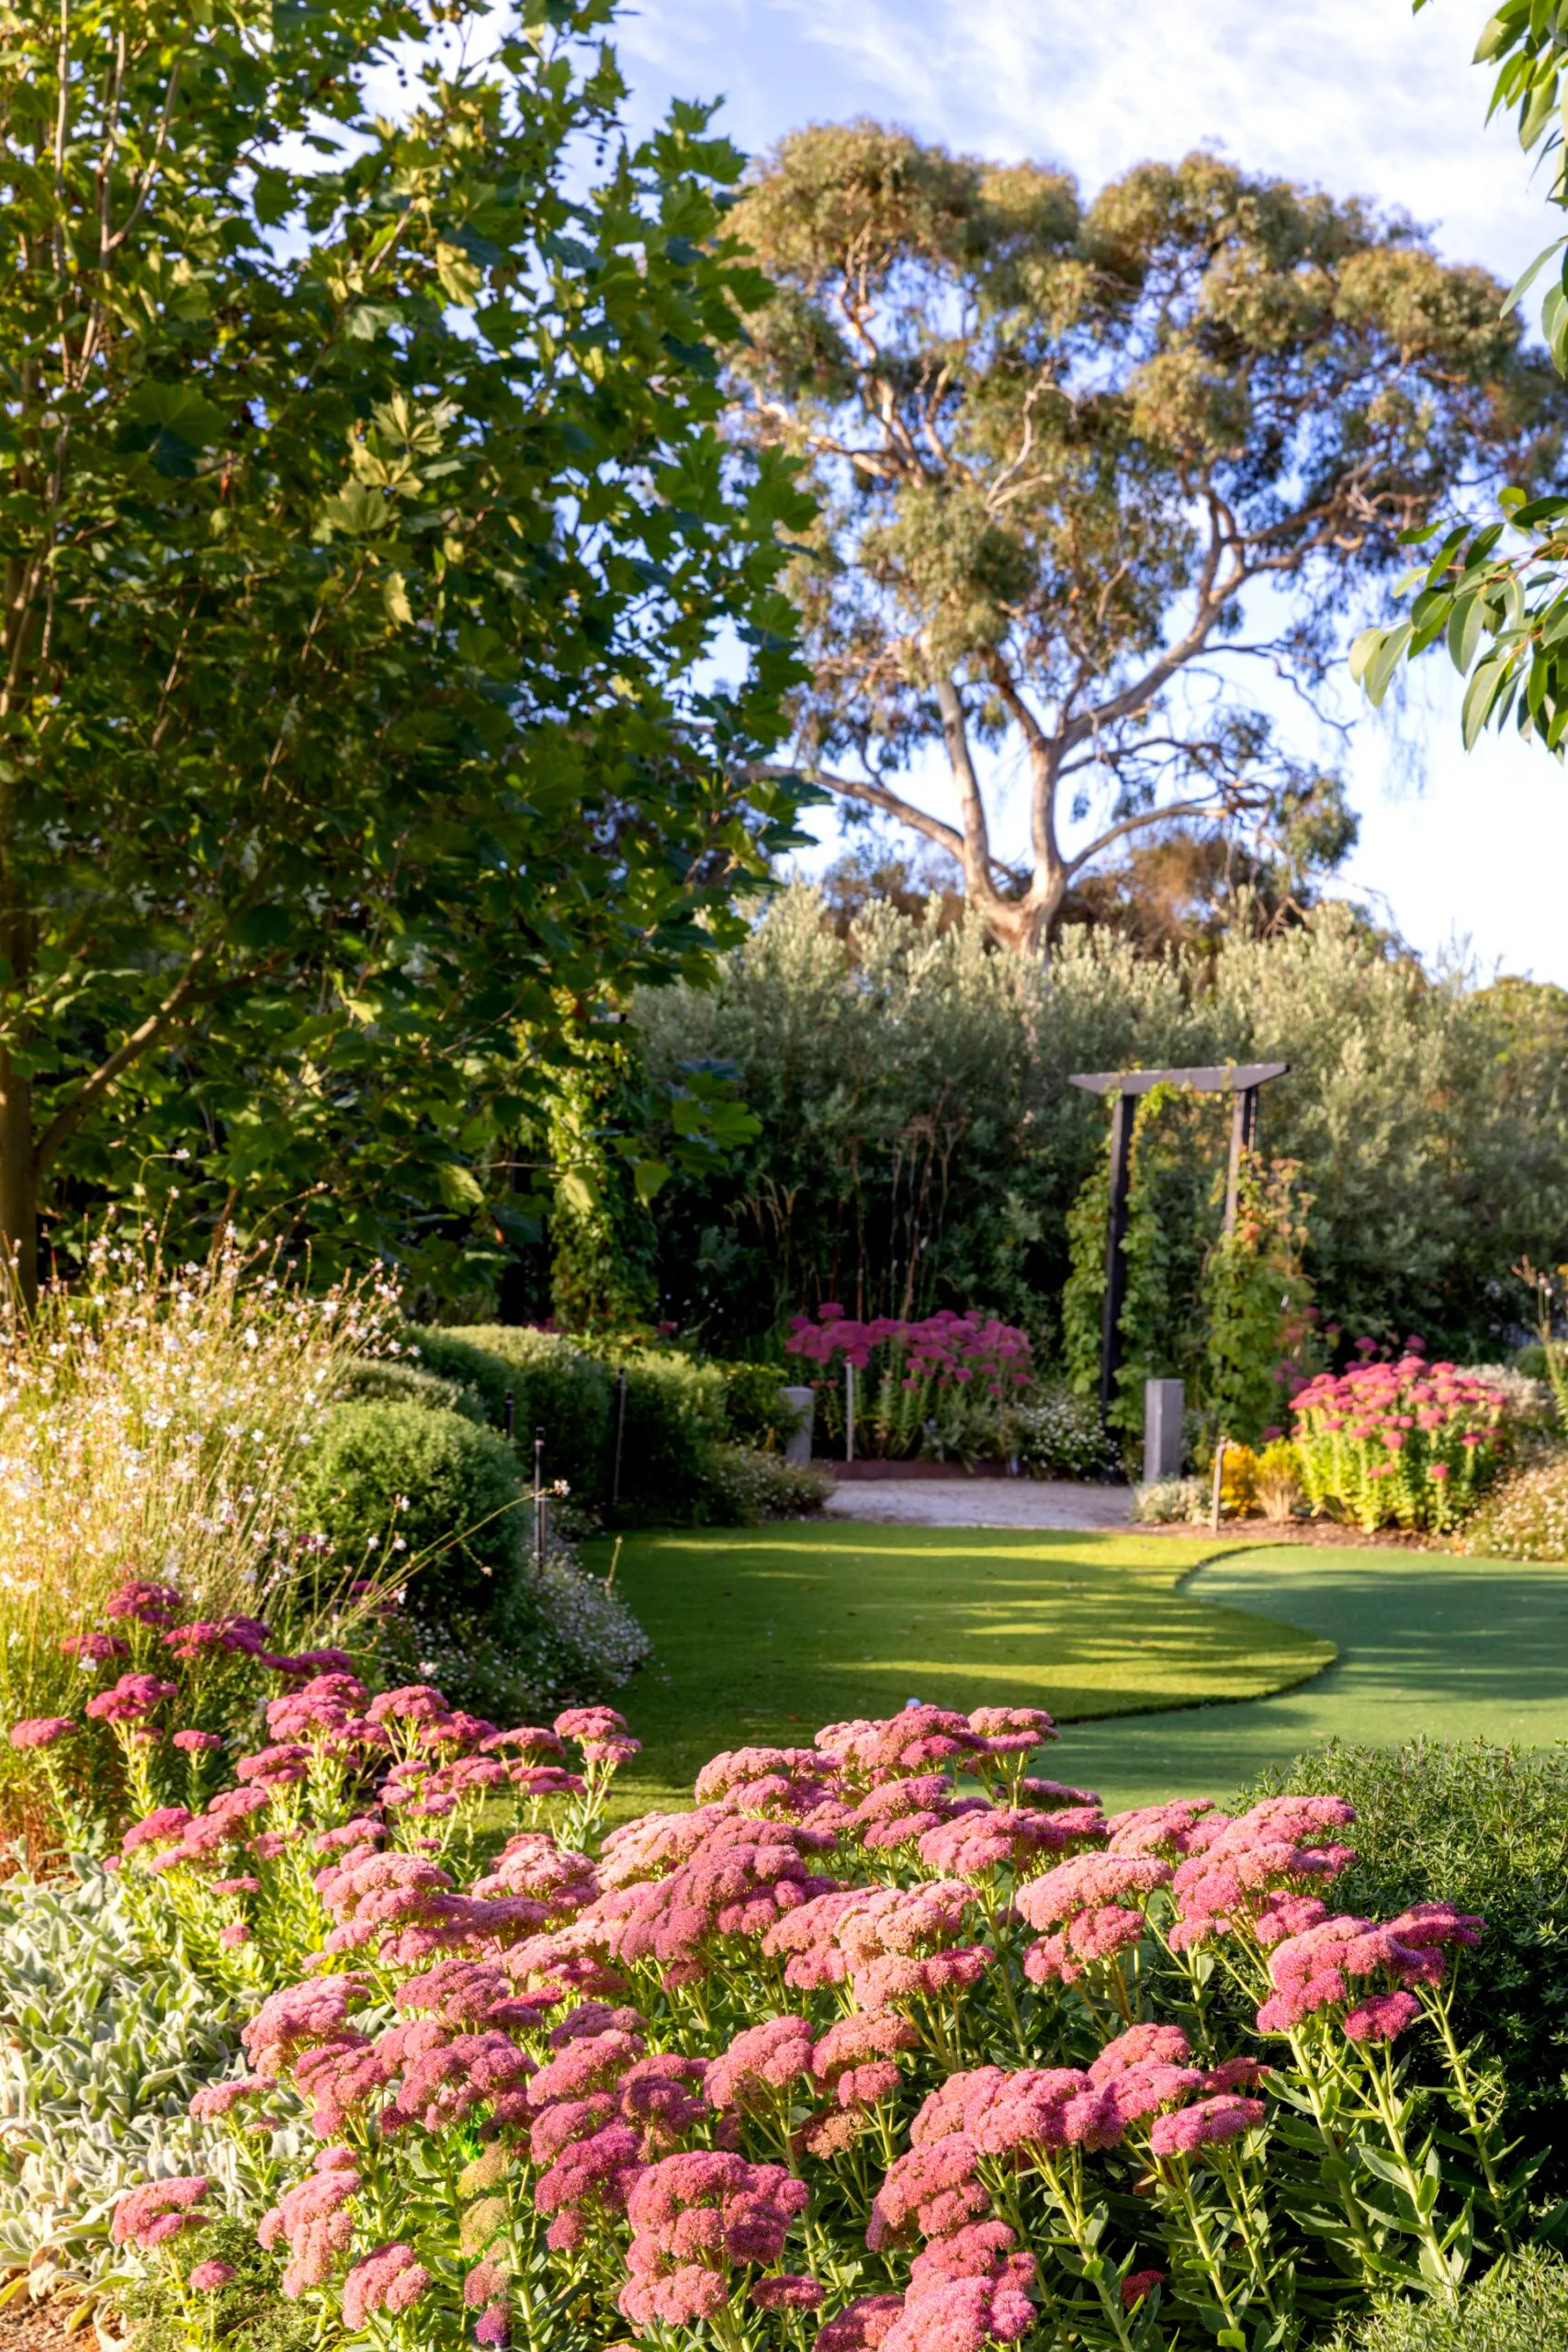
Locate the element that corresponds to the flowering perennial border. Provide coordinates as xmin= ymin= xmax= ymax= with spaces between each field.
xmin=10 ymin=1619 xmax=1524 ymax=2352
xmin=784 ymin=1308 xmax=1032 ymax=1461
xmin=1291 ymin=1344 xmax=1507 ymax=1532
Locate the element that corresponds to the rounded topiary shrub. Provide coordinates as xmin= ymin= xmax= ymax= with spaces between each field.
xmin=336 ymin=1357 xmax=488 ymax=1422
xmin=295 ymin=1401 xmax=526 ymax=1616
xmin=450 ymin=1327 xmax=611 ymax=1498
xmin=403 ymin=1328 xmax=524 ymax=1429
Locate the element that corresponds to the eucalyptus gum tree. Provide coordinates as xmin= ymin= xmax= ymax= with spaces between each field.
xmin=728 ymin=126 xmax=1561 ymax=952
xmin=0 ymin=0 xmax=810 ymax=1300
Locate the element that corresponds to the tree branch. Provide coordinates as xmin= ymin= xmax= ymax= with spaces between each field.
xmin=32 ymin=956 xmax=217 ymax=1177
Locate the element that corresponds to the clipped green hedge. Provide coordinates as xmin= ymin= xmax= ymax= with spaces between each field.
xmin=604 ymin=1351 xmax=727 ymax=1513
xmin=294 ymin=1400 xmax=527 ymax=1616
xmin=336 ymin=1357 xmax=487 ymax=1423
xmin=400 ymin=1329 xmax=524 ymax=1428
xmin=398 ymin=1325 xmax=804 ymax=1521
xmin=444 ymin=1325 xmax=612 ymax=1497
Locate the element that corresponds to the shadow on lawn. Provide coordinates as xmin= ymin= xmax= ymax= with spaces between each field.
xmin=590 ymin=1524 xmax=1331 ymax=1814
xmin=1058 ymin=1550 xmax=1568 ymax=1809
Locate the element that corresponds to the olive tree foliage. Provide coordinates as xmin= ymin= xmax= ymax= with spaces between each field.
xmin=1352 ymin=1 xmax=1568 ymax=749
xmin=724 ymin=125 xmax=1560 ymax=953
xmin=634 ymin=887 xmax=1568 ymax=1355
xmin=0 ymin=0 xmax=812 ymax=1302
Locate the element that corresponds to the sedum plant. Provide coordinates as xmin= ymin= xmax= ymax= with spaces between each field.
xmin=69 ymin=1683 xmax=1529 ymax=2352
xmin=1291 ymin=1348 xmax=1507 ymax=1533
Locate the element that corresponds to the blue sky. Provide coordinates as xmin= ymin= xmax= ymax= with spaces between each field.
xmin=620 ymin=0 xmax=1568 ymax=984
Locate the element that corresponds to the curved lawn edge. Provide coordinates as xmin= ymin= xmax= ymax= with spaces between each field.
xmin=587 ymin=1522 xmax=1337 ymax=1816
xmin=1050 ymin=1544 xmax=1568 ymax=1810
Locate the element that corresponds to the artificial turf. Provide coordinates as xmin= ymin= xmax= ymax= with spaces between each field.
xmin=1055 ymin=1546 xmax=1568 ymax=1807
xmin=581 ymin=1523 xmax=1333 ymax=1814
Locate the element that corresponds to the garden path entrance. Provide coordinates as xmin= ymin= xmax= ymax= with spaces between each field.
xmin=822 ymin=1477 xmax=1136 ymax=1531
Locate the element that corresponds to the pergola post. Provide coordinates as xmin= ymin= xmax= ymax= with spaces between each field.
xmin=1069 ymin=1062 xmax=1289 ymax=1435
xmin=1099 ymin=1090 xmax=1135 ymax=1424
xmin=1224 ymin=1084 xmax=1261 ymax=1235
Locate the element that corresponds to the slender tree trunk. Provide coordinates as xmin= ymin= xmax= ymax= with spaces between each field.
xmin=0 ymin=1045 xmax=37 ymax=1308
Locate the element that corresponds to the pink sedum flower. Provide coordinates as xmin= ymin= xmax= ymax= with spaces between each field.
xmin=341 ymin=2243 xmax=429 ymax=2329
xmin=9 ymin=1717 xmax=76 ymax=1750
xmin=112 ymin=2177 xmax=209 ymax=2250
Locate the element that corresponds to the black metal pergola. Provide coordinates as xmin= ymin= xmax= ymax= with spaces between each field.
xmin=1068 ymin=1063 xmax=1290 ymax=1423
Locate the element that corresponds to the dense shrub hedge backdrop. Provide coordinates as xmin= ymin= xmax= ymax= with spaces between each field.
xmin=630 ymin=888 xmax=1568 ymax=1360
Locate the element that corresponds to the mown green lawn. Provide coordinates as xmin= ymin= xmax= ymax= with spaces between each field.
xmin=581 ymin=1523 xmax=1332 ymax=1814
xmin=1057 ymin=1547 xmax=1568 ymax=1806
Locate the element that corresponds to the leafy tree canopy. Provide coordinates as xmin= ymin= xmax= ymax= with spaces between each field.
xmin=727 ymin=124 xmax=1561 ymax=950
xmin=1351 ymin=0 xmax=1568 ymax=750
xmin=0 ymin=0 xmax=815 ymax=1300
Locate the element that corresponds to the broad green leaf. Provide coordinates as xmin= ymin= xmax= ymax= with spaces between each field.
xmin=632 ymin=1157 xmax=671 ymax=1204
xmin=1448 ymin=593 xmax=1485 ymax=673
xmin=435 ymin=1161 xmax=485 ymax=1212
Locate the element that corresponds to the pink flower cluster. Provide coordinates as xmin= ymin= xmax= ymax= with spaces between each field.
xmin=1292 ymin=1355 xmax=1504 ymax=1443
xmin=8 ymin=1717 xmax=76 ymax=1751
xmin=530 ymin=2021 xmax=711 ymax=2252
xmin=112 ymin=2177 xmax=210 ymax=2251
xmin=785 ymin=1306 xmax=1032 ymax=1399
xmin=618 ymin=2153 xmax=809 ymax=2327
xmin=85 ymin=1671 xmax=178 ymax=1724
xmin=260 ymin=2148 xmax=364 ymax=2295
xmin=1165 ymin=1796 xmax=1359 ymax=1953
xmin=1257 ymin=1903 xmax=1483 ymax=2039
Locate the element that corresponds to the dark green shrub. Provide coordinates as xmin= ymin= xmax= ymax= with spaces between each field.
xmin=296 ymin=1401 xmax=527 ymax=1616
xmin=716 ymin=1361 xmax=795 ymax=1448
xmin=337 ymin=1356 xmax=487 ymax=1422
xmin=602 ymin=1351 xmax=728 ymax=1515
xmin=404 ymin=1327 xmax=523 ymax=1427
xmin=1328 ymin=2248 xmax=1568 ymax=2350
xmin=450 ymin=1325 xmax=611 ymax=1495
xmin=1247 ymin=1739 xmax=1568 ymax=2200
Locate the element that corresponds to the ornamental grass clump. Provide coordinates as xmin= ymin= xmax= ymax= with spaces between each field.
xmin=1291 ymin=1344 xmax=1506 ymax=1532
xmin=66 ymin=1682 xmax=1533 ymax=2352
xmin=0 ymin=1227 xmax=403 ymax=1792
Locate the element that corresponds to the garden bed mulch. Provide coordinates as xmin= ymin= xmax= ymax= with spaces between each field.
xmin=1213 ymin=1518 xmax=1445 ymax=1552
xmin=0 ymin=2297 xmax=84 ymax=2351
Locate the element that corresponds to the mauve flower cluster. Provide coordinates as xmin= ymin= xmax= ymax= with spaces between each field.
xmin=1164 ymin=1795 xmax=1359 ymax=1953
xmin=259 ymin=2148 xmax=364 ymax=2295
xmin=529 ymin=2019 xmax=711 ymax=2252
xmin=785 ymin=1305 xmax=1032 ymax=1399
xmin=8 ymin=1716 xmax=76 ymax=1751
xmin=105 ymin=1694 xmax=1497 ymax=2352
xmin=618 ymin=2153 xmax=809 ymax=2326
xmin=1257 ymin=1903 xmax=1483 ymax=2040
xmin=112 ymin=2176 xmax=211 ymax=2250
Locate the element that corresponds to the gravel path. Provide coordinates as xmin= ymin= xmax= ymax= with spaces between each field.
xmin=822 ymin=1478 xmax=1139 ymax=1530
